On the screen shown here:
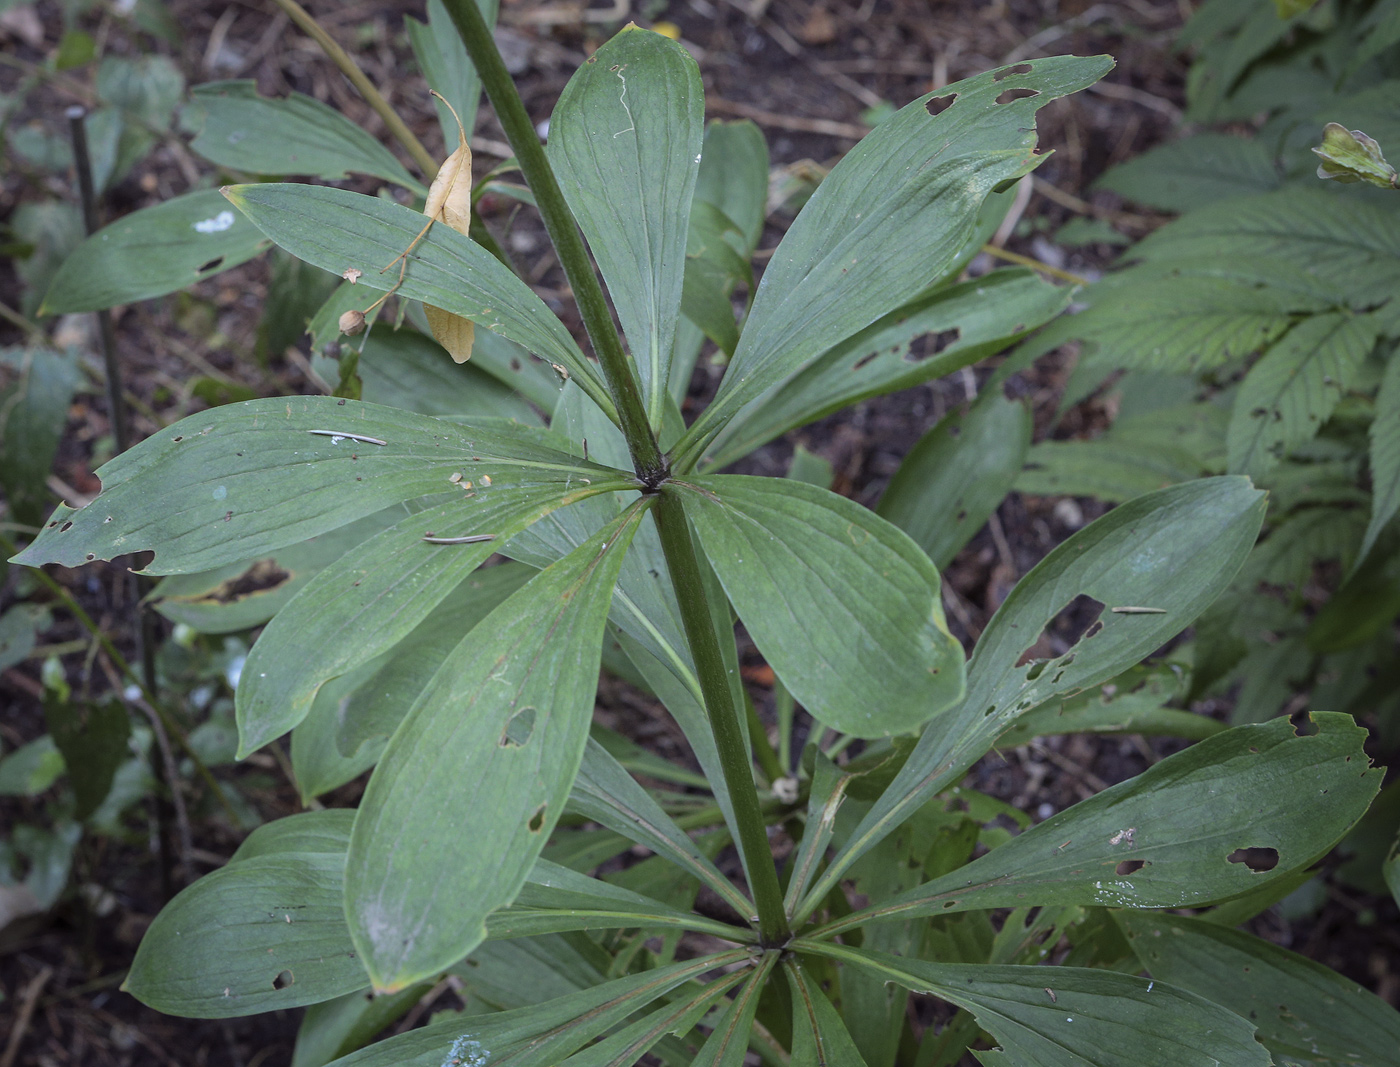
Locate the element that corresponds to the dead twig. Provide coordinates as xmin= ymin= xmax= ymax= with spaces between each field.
xmin=705 ymin=96 xmax=868 ymax=140
xmin=0 ymin=965 xmax=53 ymax=1067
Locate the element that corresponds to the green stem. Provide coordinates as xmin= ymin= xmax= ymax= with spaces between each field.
xmin=653 ymin=489 xmax=791 ymax=947
xmin=438 ymin=0 xmax=665 ymax=482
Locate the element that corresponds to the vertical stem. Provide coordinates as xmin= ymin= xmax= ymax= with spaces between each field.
xmin=438 ymin=0 xmax=665 ymax=482
xmin=653 ymin=490 xmax=791 ymax=946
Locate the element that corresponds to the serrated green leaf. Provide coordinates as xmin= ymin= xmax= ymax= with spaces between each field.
xmin=818 ymin=713 xmax=1379 ymax=935
xmin=547 ymin=25 xmax=703 ymax=422
xmin=189 ymin=82 xmax=420 ymax=191
xmin=1361 ymin=354 xmax=1400 ymax=563
xmin=1119 ymin=912 xmax=1400 ymax=1067
xmin=802 ymin=944 xmax=1271 ymax=1067
xmin=677 ymin=475 xmax=966 ymax=737
xmin=878 ymin=392 xmax=1031 ymax=570
xmin=124 ymin=853 xmax=365 ymax=1018
xmin=709 ymin=269 xmax=1066 ymax=469
xmin=1096 ymin=132 xmax=1282 ymax=211
xmin=39 ymin=189 xmax=270 ymax=315
xmin=673 ymin=55 xmax=1114 ymax=470
xmin=346 ymin=503 xmax=647 ymax=990
xmin=1227 ymin=312 xmax=1377 ymax=478
xmin=797 ymin=477 xmax=1266 ymax=922
xmin=223 ymin=184 xmax=610 ymax=413
xmin=11 ymin=397 xmax=621 ymax=576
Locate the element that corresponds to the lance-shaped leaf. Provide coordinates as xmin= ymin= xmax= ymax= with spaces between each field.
xmin=877 ymin=392 xmax=1032 ymax=570
xmin=785 ymin=958 xmax=871 ymax=1067
xmin=189 ymin=81 xmax=421 ymax=191
xmin=237 ymin=473 xmax=631 ymax=755
xmin=569 ymin=738 xmax=751 ymax=917
xmin=796 ymin=477 xmax=1266 ymax=922
xmin=707 ymin=270 xmax=1064 ymax=469
xmin=39 ymin=189 xmax=271 ymax=315
xmin=803 ymin=943 xmax=1271 ymax=1067
xmin=688 ymin=954 xmax=777 ymax=1067
xmin=11 ymin=398 xmax=618 ymax=575
xmin=816 ymin=713 xmax=1379 ymax=937
xmin=324 ymin=951 xmax=748 ymax=1067
xmin=548 ymin=25 xmax=702 ymax=421
xmin=124 ymin=853 xmax=364 ymax=1018
xmin=672 ymin=54 xmax=1114 ymax=470
xmin=223 ymin=184 xmax=610 ymax=411
xmin=557 ymin=974 xmax=751 ymax=1067
xmin=346 ymin=504 xmax=648 ymax=990
xmin=676 ymin=476 xmax=965 ymax=737
xmin=1226 ymin=311 xmax=1377 ymax=479
xmin=1118 ymin=912 xmax=1400 ymax=1066
xmin=294 ymin=982 xmax=432 ymax=1067
xmin=406 ymin=0 xmax=495 ymax=152
xmin=784 ymin=752 xmax=857 ymax=914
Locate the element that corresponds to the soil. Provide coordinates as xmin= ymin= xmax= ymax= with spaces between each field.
xmin=1 ymin=1 xmax=1397 ymax=1065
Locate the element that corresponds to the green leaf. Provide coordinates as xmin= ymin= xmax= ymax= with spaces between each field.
xmin=1227 ymin=312 xmax=1377 ymax=479
xmin=124 ymin=853 xmax=365 ymax=1017
xmin=223 ymin=184 xmax=608 ymax=411
xmin=798 ymin=477 xmax=1266 ymax=920
xmin=189 ymin=81 xmax=420 ymax=191
xmin=708 ymin=270 xmax=1066 ymax=468
xmin=294 ymin=983 xmax=432 ymax=1067
xmin=0 ymin=346 xmax=83 ymax=527
xmin=822 ymin=713 xmax=1378 ymax=934
xmin=11 ymin=397 xmax=620 ymax=575
xmin=1119 ymin=912 xmax=1400 ymax=1066
xmin=785 ymin=958 xmax=870 ymax=1067
xmin=0 ymin=735 xmax=65 ymax=796
xmin=1312 ymin=122 xmax=1399 ymax=188
xmin=345 ymin=504 xmax=648 ymax=990
xmin=39 ymin=189 xmax=271 ymax=315
xmin=405 ymin=0 xmax=496 ymax=153
xmin=677 ymin=475 xmax=965 ymax=737
xmin=289 ymin=661 xmax=388 ymax=802
xmin=0 ymin=604 xmax=46 ymax=674
xmin=96 ymin=55 xmax=183 ymax=129
xmin=352 ymin=327 xmax=542 ymax=422
xmin=547 ymin=25 xmax=703 ymax=422
xmin=323 ymin=951 xmax=748 ymax=1067
xmin=236 ymin=470 xmax=630 ymax=754
xmin=688 ymin=955 xmax=776 ymax=1067
xmin=693 ymin=120 xmax=768 ymax=256
xmin=804 ymin=943 xmax=1271 ymax=1067
xmin=230 ymin=809 xmax=357 ymax=862
xmin=44 ymin=698 xmax=130 ymax=821
xmin=1096 ymin=132 xmax=1282 ymax=212
xmin=1361 ymin=353 xmax=1400 ymax=563
xmin=878 ymin=393 xmax=1031 ymax=570
xmin=673 ymin=55 xmax=1114 ymax=469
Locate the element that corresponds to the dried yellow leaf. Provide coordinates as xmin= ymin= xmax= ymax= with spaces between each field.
xmin=421 ymin=98 xmax=475 ymax=362
xmin=425 ymin=303 xmax=475 ymax=364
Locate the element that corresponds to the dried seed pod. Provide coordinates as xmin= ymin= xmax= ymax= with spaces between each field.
xmin=339 ymin=309 xmax=367 ymax=336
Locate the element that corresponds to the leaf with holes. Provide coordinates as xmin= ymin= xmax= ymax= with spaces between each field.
xmin=815 ymin=713 xmax=1379 ymax=937
xmin=345 ymin=504 xmax=647 ymax=990
xmin=10 ymin=398 xmax=619 ymax=576
xmin=672 ymin=54 xmax=1114 ymax=470
xmin=189 ymin=81 xmax=422 ymax=191
xmin=39 ymin=189 xmax=271 ymax=315
xmin=1117 ymin=912 xmax=1400 ymax=1066
xmin=796 ymin=477 xmax=1266 ymax=920
xmin=547 ymin=24 xmax=703 ymax=422
xmin=1226 ymin=311 xmax=1377 ymax=479
xmin=676 ymin=475 xmax=965 ymax=737
xmin=802 ymin=944 xmax=1271 ymax=1067
xmin=877 ymin=391 xmax=1032 ymax=570
xmin=706 ymin=269 xmax=1066 ymax=469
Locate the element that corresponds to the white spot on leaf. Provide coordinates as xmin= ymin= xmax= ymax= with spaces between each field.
xmin=193 ymin=211 xmax=236 ymax=234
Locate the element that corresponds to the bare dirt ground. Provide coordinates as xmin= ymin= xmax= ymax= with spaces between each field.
xmin=1 ymin=0 xmax=1397 ymax=1064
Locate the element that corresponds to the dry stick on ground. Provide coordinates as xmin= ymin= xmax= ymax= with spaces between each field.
xmin=0 ymin=965 xmax=53 ymax=1067
xmin=705 ymin=95 xmax=868 ymax=140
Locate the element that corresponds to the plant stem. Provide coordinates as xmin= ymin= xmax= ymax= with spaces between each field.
xmin=271 ymin=0 xmax=439 ymax=182
xmin=653 ymin=490 xmax=791 ymax=947
xmin=438 ymin=0 xmax=665 ymax=482
xmin=979 ymin=243 xmax=1090 ymax=287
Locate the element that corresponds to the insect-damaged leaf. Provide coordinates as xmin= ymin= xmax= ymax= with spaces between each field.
xmin=188 ymin=81 xmax=422 ymax=191
xmin=10 ymin=398 xmax=620 ymax=575
xmin=795 ymin=477 xmax=1266 ymax=920
xmin=817 ymin=713 xmax=1379 ymax=936
xmin=548 ymin=24 xmax=703 ymax=423
xmin=802 ymin=944 xmax=1271 ymax=1067
xmin=1118 ymin=912 xmax=1400 ymax=1066
xmin=676 ymin=476 xmax=965 ymax=737
xmin=346 ymin=504 xmax=647 ymax=991
xmin=672 ymin=54 xmax=1114 ymax=470
xmin=224 ymin=184 xmax=609 ymax=410
xmin=40 ymin=189 xmax=270 ymax=315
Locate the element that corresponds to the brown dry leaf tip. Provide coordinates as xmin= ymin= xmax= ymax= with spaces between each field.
xmin=339 ymin=309 xmax=367 ymax=336
xmin=342 ymin=267 xmax=363 ymax=283
xmin=422 ymin=89 xmax=476 ymax=364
